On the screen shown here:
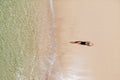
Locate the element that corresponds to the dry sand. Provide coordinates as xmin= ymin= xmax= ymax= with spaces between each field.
xmin=52 ymin=0 xmax=120 ymax=80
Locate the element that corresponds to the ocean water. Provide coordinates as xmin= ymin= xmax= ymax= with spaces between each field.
xmin=0 ymin=0 xmax=56 ymax=80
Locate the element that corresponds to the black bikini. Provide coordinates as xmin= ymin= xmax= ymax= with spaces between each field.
xmin=80 ymin=41 xmax=87 ymax=45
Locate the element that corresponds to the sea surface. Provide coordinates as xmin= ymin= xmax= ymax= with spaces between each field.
xmin=0 ymin=0 xmax=56 ymax=80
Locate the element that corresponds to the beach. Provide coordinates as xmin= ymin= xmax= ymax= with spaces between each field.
xmin=0 ymin=0 xmax=120 ymax=80
xmin=52 ymin=0 xmax=120 ymax=80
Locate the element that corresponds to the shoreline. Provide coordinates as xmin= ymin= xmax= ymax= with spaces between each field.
xmin=0 ymin=0 xmax=56 ymax=80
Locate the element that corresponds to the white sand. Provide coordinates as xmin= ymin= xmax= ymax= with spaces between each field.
xmin=52 ymin=0 xmax=120 ymax=80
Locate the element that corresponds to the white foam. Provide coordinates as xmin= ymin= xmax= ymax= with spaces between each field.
xmin=49 ymin=0 xmax=55 ymax=19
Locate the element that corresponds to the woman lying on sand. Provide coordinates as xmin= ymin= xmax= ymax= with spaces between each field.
xmin=70 ymin=41 xmax=93 ymax=46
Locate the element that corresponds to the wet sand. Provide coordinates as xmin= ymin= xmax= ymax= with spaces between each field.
xmin=53 ymin=0 xmax=120 ymax=80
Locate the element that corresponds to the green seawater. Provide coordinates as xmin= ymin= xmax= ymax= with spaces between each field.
xmin=0 ymin=0 xmax=54 ymax=80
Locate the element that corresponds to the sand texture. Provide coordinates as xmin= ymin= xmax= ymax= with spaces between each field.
xmin=52 ymin=0 xmax=120 ymax=80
